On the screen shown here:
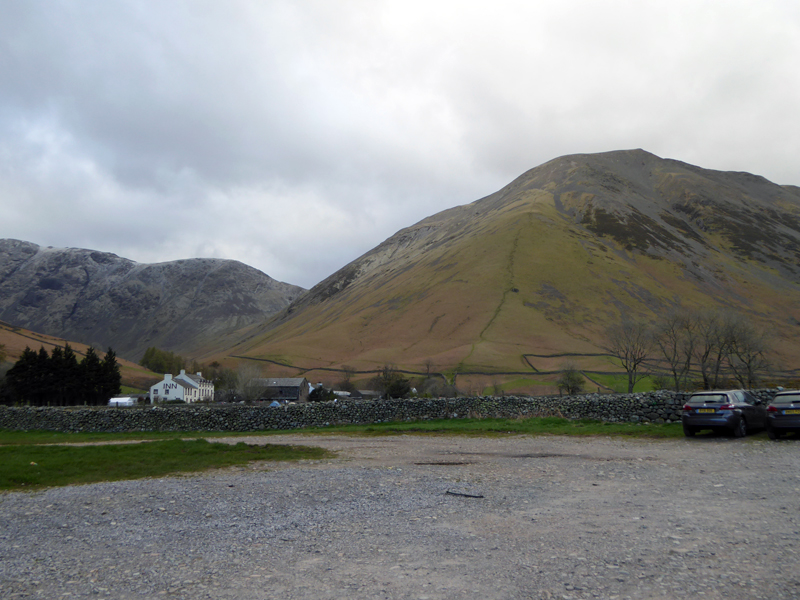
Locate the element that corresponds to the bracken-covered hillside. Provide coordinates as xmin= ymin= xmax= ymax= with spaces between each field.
xmin=227 ymin=149 xmax=800 ymax=380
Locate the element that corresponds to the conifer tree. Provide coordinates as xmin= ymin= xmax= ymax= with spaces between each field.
xmin=100 ymin=347 xmax=122 ymax=400
xmin=3 ymin=344 xmax=121 ymax=406
xmin=5 ymin=346 xmax=37 ymax=404
xmin=34 ymin=347 xmax=51 ymax=405
xmin=61 ymin=344 xmax=81 ymax=404
xmin=80 ymin=347 xmax=103 ymax=405
xmin=50 ymin=346 xmax=66 ymax=405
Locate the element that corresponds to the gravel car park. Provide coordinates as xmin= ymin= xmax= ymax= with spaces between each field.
xmin=2 ymin=434 xmax=800 ymax=600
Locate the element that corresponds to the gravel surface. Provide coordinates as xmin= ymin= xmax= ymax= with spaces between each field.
xmin=2 ymin=433 xmax=800 ymax=599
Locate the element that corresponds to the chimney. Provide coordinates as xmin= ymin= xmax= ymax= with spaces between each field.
xmin=165 ymin=374 xmax=172 ymax=381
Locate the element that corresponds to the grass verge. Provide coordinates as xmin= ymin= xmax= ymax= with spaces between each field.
xmin=299 ymin=416 xmax=685 ymax=438
xmin=584 ymin=372 xmax=654 ymax=393
xmin=0 ymin=429 xmax=260 ymax=446
xmin=0 ymin=439 xmax=331 ymax=491
xmin=1 ymin=416 xmax=686 ymax=446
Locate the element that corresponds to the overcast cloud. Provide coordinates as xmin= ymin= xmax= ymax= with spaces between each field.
xmin=1 ymin=0 xmax=798 ymax=288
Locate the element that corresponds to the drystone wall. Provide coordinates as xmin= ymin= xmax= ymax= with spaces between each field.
xmin=0 ymin=389 xmax=781 ymax=433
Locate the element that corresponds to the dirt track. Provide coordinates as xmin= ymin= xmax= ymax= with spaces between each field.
xmin=2 ymin=433 xmax=800 ymax=599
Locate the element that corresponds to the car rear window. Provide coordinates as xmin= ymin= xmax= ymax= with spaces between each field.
xmin=775 ymin=393 xmax=800 ymax=403
xmin=689 ymin=394 xmax=726 ymax=403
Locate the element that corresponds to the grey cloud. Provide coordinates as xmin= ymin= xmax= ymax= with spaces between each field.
xmin=1 ymin=0 xmax=799 ymax=289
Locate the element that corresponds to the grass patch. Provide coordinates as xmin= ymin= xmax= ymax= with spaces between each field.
xmin=485 ymin=377 xmax=552 ymax=394
xmin=120 ymin=385 xmax=148 ymax=395
xmin=299 ymin=416 xmax=684 ymax=438
xmin=0 ymin=429 xmax=265 ymax=446
xmin=585 ymin=372 xmax=654 ymax=393
xmin=3 ymin=414 xmax=686 ymax=448
xmin=0 ymin=439 xmax=332 ymax=491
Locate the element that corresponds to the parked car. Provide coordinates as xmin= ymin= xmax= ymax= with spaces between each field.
xmin=108 ymin=396 xmax=135 ymax=407
xmin=766 ymin=390 xmax=800 ymax=440
xmin=682 ymin=390 xmax=766 ymax=437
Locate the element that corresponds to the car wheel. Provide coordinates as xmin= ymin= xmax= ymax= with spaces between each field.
xmin=683 ymin=424 xmax=696 ymax=437
xmin=767 ymin=427 xmax=781 ymax=440
xmin=733 ymin=418 xmax=747 ymax=438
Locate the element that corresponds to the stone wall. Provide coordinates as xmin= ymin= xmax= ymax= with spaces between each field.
xmin=0 ymin=389 xmax=782 ymax=433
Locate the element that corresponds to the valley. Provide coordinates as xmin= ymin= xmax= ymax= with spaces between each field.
xmin=2 ymin=150 xmax=799 ymax=395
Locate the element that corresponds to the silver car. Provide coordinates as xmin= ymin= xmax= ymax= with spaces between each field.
xmin=682 ymin=390 xmax=766 ymax=438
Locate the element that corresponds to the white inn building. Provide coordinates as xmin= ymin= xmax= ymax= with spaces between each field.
xmin=150 ymin=370 xmax=214 ymax=403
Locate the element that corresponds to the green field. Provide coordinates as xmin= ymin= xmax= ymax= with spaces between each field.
xmin=298 ymin=416 xmax=685 ymax=438
xmin=3 ymin=415 xmax=772 ymax=491
xmin=0 ymin=429 xmax=261 ymax=445
xmin=0 ymin=437 xmax=331 ymax=491
xmin=584 ymin=372 xmax=656 ymax=393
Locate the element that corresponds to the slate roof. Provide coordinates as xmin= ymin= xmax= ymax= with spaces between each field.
xmin=254 ymin=378 xmax=307 ymax=387
xmin=180 ymin=373 xmax=211 ymax=384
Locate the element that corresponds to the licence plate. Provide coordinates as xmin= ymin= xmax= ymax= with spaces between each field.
xmin=785 ymin=409 xmax=800 ymax=415
xmin=697 ymin=408 xmax=716 ymax=413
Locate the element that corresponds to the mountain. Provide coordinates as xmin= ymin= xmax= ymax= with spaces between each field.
xmin=0 ymin=240 xmax=305 ymax=360
xmin=228 ymin=149 xmax=800 ymax=383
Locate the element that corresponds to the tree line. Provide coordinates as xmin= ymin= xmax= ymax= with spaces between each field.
xmin=605 ymin=308 xmax=773 ymax=393
xmin=0 ymin=345 xmax=121 ymax=406
xmin=139 ymin=346 xmax=187 ymax=375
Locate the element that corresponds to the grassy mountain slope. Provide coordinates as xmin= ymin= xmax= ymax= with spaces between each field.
xmin=226 ymin=149 xmax=800 ymax=381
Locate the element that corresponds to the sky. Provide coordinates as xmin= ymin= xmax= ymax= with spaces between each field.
xmin=1 ymin=1 xmax=799 ymax=289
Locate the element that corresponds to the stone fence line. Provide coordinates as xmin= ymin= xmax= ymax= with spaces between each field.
xmin=0 ymin=390 xmax=782 ymax=433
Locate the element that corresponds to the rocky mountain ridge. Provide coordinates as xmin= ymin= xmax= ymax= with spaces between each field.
xmin=295 ymin=149 xmax=800 ymax=311
xmin=0 ymin=240 xmax=305 ymax=360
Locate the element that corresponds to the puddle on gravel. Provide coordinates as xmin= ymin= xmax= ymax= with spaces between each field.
xmin=414 ymin=461 xmax=473 ymax=466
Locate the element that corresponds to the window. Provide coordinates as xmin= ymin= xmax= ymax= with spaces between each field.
xmin=689 ymin=394 xmax=726 ymax=403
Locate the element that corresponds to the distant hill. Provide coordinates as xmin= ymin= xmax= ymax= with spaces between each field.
xmin=228 ymin=149 xmax=800 ymax=387
xmin=0 ymin=240 xmax=305 ymax=361
xmin=0 ymin=320 xmax=158 ymax=390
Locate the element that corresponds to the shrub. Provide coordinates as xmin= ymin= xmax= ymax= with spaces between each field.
xmin=557 ymin=363 xmax=585 ymax=395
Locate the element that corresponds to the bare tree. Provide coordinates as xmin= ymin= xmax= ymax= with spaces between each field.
xmin=650 ymin=307 xmax=773 ymax=390
xmin=693 ymin=310 xmax=740 ymax=389
xmin=491 ymin=377 xmax=504 ymax=397
xmin=420 ymin=377 xmax=457 ymax=398
xmin=423 ymin=358 xmax=434 ymax=378
xmin=337 ymin=365 xmax=356 ymax=393
xmin=235 ymin=362 xmax=268 ymax=402
xmin=650 ymin=373 xmax=672 ymax=391
xmin=652 ymin=309 xmax=697 ymax=391
xmin=605 ymin=319 xmax=653 ymax=393
xmin=727 ymin=318 xmax=771 ymax=388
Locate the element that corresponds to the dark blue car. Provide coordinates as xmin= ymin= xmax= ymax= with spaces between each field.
xmin=766 ymin=391 xmax=800 ymax=440
xmin=682 ymin=390 xmax=766 ymax=438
